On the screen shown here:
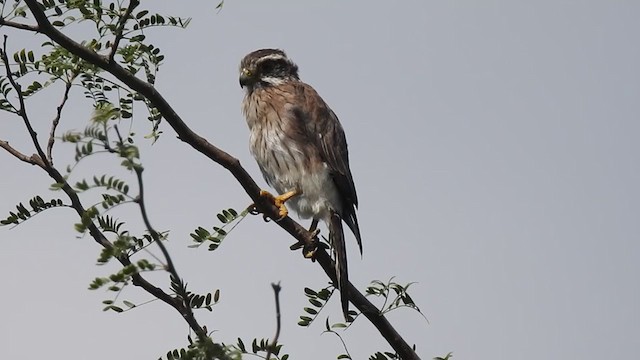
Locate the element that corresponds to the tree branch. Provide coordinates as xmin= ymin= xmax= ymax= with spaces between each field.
xmin=0 ymin=17 xmax=39 ymax=32
xmin=19 ymin=2 xmax=420 ymax=358
xmin=1 ymin=35 xmax=50 ymax=168
xmin=108 ymin=0 xmax=139 ymax=63
xmin=265 ymin=282 xmax=282 ymax=360
xmin=0 ymin=139 xmax=42 ymax=167
xmin=133 ymin=161 xmax=208 ymax=341
xmin=47 ymin=78 xmax=73 ymax=165
xmin=46 ymin=162 xmax=199 ymax=334
xmin=8 ymin=129 xmax=211 ymax=348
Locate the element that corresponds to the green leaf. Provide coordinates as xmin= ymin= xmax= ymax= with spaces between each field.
xmin=105 ymin=305 xmax=123 ymax=313
xmin=317 ymin=289 xmax=331 ymax=301
xmin=237 ymin=338 xmax=246 ymax=352
xmin=130 ymin=34 xmax=145 ymax=42
xmin=304 ymin=287 xmax=317 ymax=297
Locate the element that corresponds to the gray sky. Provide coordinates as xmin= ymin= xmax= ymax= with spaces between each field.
xmin=1 ymin=1 xmax=638 ymax=359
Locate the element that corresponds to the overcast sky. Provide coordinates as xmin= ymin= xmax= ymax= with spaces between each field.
xmin=1 ymin=1 xmax=638 ymax=359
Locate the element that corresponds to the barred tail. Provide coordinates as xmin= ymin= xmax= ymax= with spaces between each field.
xmin=330 ymin=211 xmax=349 ymax=320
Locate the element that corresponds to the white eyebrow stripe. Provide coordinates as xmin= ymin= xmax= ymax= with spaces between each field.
xmin=257 ymin=53 xmax=288 ymax=63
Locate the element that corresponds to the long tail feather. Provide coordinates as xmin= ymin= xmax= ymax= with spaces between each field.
xmin=342 ymin=208 xmax=362 ymax=255
xmin=330 ymin=211 xmax=349 ymax=320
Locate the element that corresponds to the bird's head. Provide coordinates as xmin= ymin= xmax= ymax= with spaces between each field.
xmin=239 ymin=49 xmax=299 ymax=90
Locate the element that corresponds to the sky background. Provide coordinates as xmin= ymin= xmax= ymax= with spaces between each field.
xmin=1 ymin=1 xmax=639 ymax=359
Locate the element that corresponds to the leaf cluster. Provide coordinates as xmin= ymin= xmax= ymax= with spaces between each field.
xmin=365 ymin=278 xmax=423 ymax=316
xmin=298 ymin=285 xmax=333 ymax=327
xmin=1 ymin=196 xmax=66 ymax=226
xmin=229 ymin=337 xmax=289 ymax=360
xmin=190 ymin=208 xmax=249 ymax=251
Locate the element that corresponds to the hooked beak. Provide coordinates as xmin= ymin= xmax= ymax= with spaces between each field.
xmin=239 ymin=68 xmax=252 ymax=88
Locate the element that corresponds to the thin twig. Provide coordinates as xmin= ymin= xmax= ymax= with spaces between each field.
xmin=133 ymin=162 xmax=208 ymax=340
xmin=0 ymin=140 xmax=40 ymax=166
xmin=108 ymin=0 xmax=139 ymax=63
xmin=265 ymin=282 xmax=282 ymax=360
xmin=322 ymin=330 xmax=353 ymax=360
xmin=0 ymin=18 xmax=39 ymax=32
xmin=47 ymin=79 xmax=74 ymax=165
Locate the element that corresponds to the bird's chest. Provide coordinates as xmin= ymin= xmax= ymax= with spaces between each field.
xmin=243 ymin=94 xmax=309 ymax=190
xmin=242 ymin=90 xmax=340 ymax=219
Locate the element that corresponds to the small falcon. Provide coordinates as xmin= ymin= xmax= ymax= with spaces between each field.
xmin=239 ymin=49 xmax=361 ymax=319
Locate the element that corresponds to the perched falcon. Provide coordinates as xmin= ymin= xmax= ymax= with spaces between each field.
xmin=239 ymin=49 xmax=361 ymax=319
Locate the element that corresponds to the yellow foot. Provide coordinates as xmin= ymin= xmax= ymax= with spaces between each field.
xmin=251 ymin=189 xmax=299 ymax=221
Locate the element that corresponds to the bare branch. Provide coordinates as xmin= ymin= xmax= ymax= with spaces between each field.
xmin=0 ymin=18 xmax=39 ymax=32
xmin=108 ymin=0 xmax=140 ymax=63
xmin=0 ymin=139 xmax=43 ymax=167
xmin=265 ymin=282 xmax=282 ymax=360
xmin=47 ymin=79 xmax=73 ymax=165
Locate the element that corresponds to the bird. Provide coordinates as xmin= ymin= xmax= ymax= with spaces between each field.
xmin=239 ymin=48 xmax=361 ymax=320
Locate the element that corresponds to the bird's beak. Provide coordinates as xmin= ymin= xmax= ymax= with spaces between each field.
xmin=239 ymin=68 xmax=252 ymax=88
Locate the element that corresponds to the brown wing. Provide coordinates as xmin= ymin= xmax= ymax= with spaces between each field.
xmin=291 ymin=83 xmax=362 ymax=253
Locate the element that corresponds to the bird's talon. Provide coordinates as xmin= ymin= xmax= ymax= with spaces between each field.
xmin=274 ymin=205 xmax=288 ymax=221
xmin=303 ymin=228 xmax=320 ymax=259
xmin=247 ymin=204 xmax=260 ymax=216
xmin=256 ymin=189 xmax=297 ymax=221
xmin=289 ymin=241 xmax=304 ymax=251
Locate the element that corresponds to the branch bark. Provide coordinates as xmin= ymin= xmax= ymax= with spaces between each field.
xmin=0 ymin=17 xmax=39 ymax=32
xmin=47 ymin=78 xmax=73 ymax=165
xmin=14 ymin=2 xmax=420 ymax=358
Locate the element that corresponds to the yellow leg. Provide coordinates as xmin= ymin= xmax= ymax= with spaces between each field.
xmin=259 ymin=189 xmax=300 ymax=220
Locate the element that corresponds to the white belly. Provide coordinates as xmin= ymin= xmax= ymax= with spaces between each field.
xmin=249 ymin=127 xmax=341 ymax=221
